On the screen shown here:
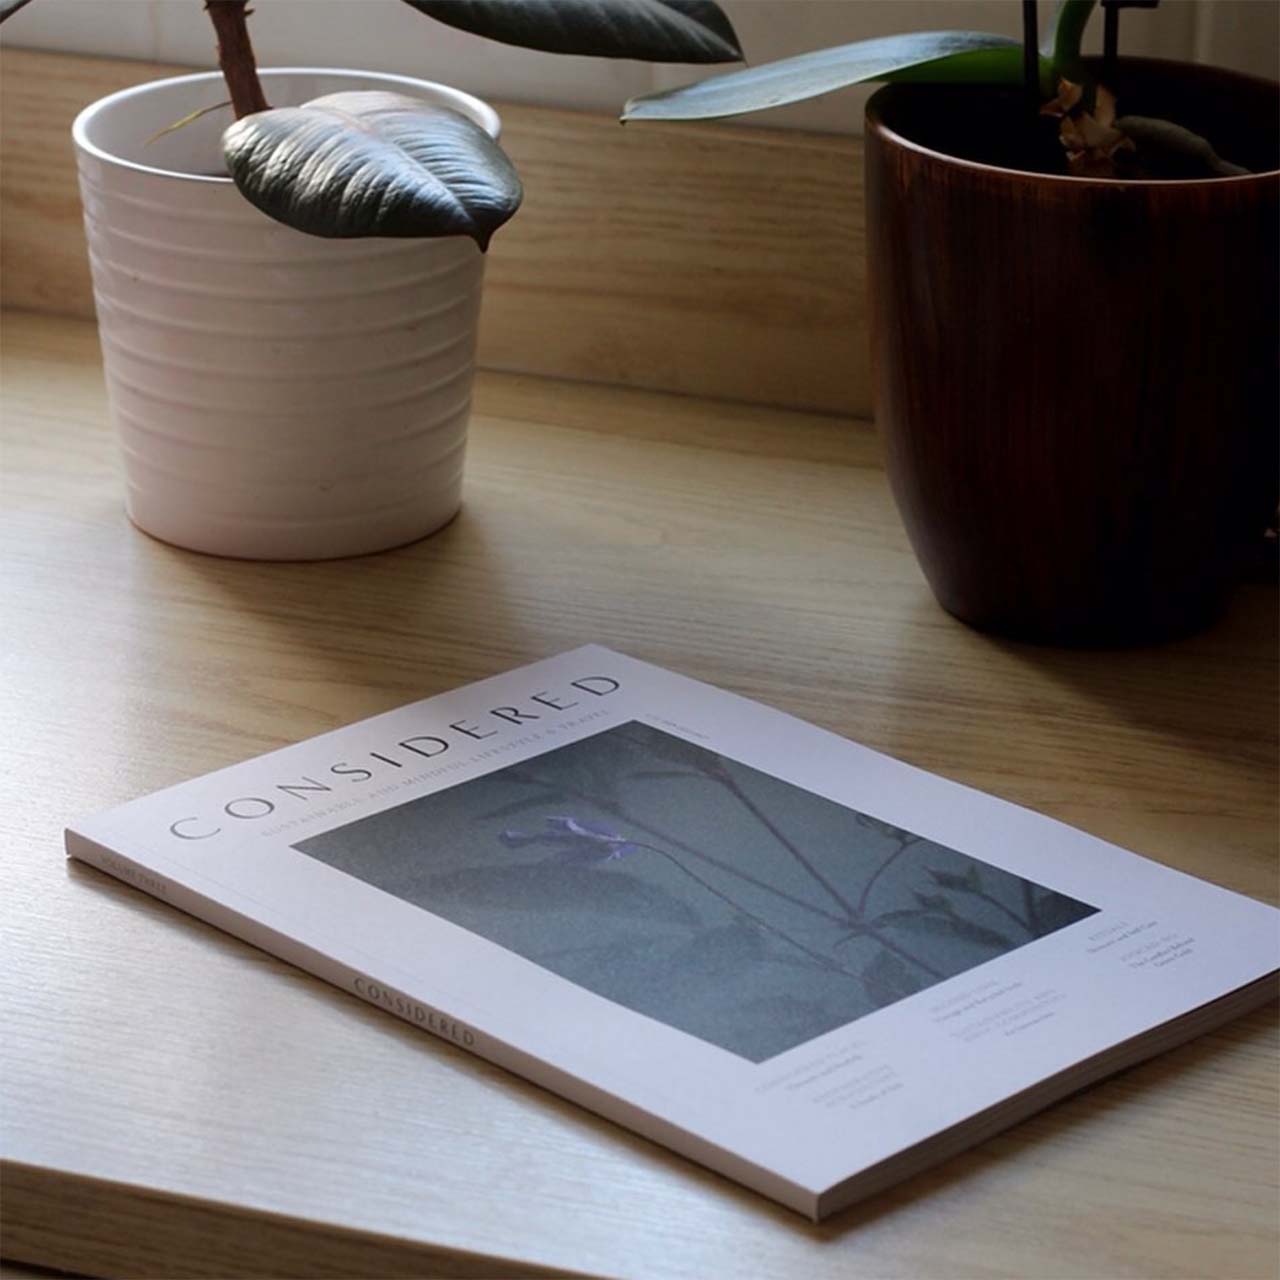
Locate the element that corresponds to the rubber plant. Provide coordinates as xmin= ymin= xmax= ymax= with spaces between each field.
xmin=623 ymin=0 xmax=1251 ymax=179
xmin=0 ymin=0 xmax=743 ymax=247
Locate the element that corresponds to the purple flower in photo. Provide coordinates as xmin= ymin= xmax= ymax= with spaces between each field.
xmin=499 ymin=815 xmax=642 ymax=864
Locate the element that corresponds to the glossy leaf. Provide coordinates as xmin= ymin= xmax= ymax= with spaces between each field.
xmin=623 ymin=31 xmax=1023 ymax=122
xmin=222 ymin=92 xmax=522 ymax=247
xmin=402 ymin=0 xmax=742 ymax=63
xmin=1043 ymin=0 xmax=1096 ymax=81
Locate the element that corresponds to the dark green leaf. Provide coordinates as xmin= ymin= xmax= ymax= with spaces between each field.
xmin=222 ymin=91 xmax=522 ymax=247
xmin=623 ymin=31 xmax=1022 ymax=122
xmin=403 ymin=0 xmax=741 ymax=63
xmin=1043 ymin=0 xmax=1096 ymax=81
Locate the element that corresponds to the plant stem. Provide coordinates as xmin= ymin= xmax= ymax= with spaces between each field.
xmin=517 ymin=770 xmax=850 ymax=926
xmin=205 ymin=0 xmax=269 ymax=119
xmin=645 ymin=833 xmax=946 ymax=981
xmin=633 ymin=842 xmax=865 ymax=981
xmin=974 ymin=890 xmax=1034 ymax=936
xmin=634 ymin=835 xmax=946 ymax=983
xmin=717 ymin=774 xmax=860 ymax=919
xmin=605 ymin=798 xmax=850 ymax=922
xmin=512 ymin=771 xmax=948 ymax=983
xmin=1052 ymin=0 xmax=1097 ymax=84
xmin=855 ymin=834 xmax=922 ymax=919
xmin=862 ymin=927 xmax=945 ymax=980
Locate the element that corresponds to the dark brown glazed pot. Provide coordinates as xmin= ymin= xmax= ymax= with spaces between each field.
xmin=865 ymin=61 xmax=1279 ymax=645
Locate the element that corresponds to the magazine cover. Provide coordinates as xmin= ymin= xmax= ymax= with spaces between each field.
xmin=66 ymin=646 xmax=1280 ymax=1218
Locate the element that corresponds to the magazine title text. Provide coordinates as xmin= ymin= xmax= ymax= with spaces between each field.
xmin=167 ymin=675 xmax=620 ymax=842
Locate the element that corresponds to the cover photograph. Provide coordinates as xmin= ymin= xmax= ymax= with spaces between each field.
xmin=66 ymin=646 xmax=1280 ymax=1219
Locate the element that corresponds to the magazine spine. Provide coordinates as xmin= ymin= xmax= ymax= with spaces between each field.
xmin=65 ymin=827 xmax=820 ymax=1219
xmin=63 ymin=830 xmax=481 ymax=1053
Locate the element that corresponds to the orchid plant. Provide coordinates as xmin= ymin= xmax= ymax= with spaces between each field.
xmin=0 ymin=0 xmax=742 ymax=247
xmin=623 ymin=0 xmax=1252 ymax=179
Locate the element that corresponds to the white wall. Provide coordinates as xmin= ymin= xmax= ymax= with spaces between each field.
xmin=2 ymin=0 xmax=1274 ymax=132
xmin=1192 ymin=0 xmax=1280 ymax=78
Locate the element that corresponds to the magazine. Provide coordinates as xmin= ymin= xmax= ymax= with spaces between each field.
xmin=65 ymin=646 xmax=1279 ymax=1219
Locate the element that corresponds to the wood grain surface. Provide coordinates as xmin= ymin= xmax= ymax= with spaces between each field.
xmin=0 ymin=46 xmax=868 ymax=416
xmin=1 ymin=310 xmax=1276 ymax=1279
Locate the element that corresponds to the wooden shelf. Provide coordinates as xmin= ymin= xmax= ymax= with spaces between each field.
xmin=1 ymin=308 xmax=1276 ymax=1279
xmin=0 ymin=47 xmax=868 ymax=417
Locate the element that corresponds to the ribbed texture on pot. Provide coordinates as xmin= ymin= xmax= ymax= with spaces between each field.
xmin=73 ymin=72 xmax=489 ymax=561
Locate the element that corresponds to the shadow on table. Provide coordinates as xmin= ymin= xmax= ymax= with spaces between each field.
xmin=322 ymin=957 xmax=1277 ymax=1242
xmin=803 ymin=997 xmax=1279 ymax=1239
xmin=135 ymin=505 xmax=546 ymax=714
xmin=888 ymin=581 xmax=1277 ymax=781
xmin=992 ymin=584 xmax=1276 ymax=772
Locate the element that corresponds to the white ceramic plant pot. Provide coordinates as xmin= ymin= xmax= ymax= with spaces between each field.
xmin=73 ymin=69 xmax=497 ymax=560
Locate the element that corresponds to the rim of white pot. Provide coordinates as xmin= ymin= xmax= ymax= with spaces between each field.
xmin=72 ymin=67 xmax=502 ymax=184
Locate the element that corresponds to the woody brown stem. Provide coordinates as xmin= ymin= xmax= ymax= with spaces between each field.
xmin=205 ymin=0 xmax=269 ymax=119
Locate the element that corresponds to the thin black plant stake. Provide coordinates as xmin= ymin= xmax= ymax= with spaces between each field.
xmin=1022 ymin=0 xmax=1040 ymax=107
xmin=1102 ymin=0 xmax=1162 ymax=82
xmin=1104 ymin=0 xmax=1120 ymax=73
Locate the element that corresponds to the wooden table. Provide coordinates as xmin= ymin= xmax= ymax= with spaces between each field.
xmin=2 ymin=309 xmax=1276 ymax=1279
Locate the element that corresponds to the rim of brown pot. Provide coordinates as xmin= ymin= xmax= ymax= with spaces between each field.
xmin=865 ymin=58 xmax=1280 ymax=189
